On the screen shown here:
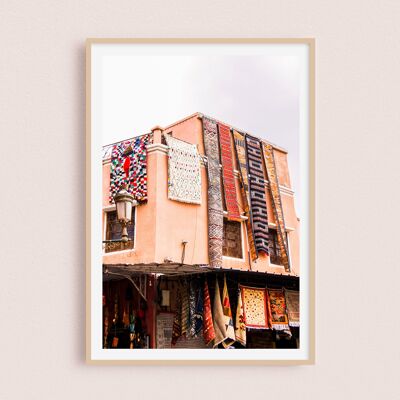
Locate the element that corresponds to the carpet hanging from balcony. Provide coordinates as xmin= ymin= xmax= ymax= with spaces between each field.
xmin=202 ymin=116 xmax=223 ymax=268
xmin=268 ymin=289 xmax=289 ymax=331
xmin=109 ymin=134 xmax=151 ymax=203
xmin=284 ymin=289 xmax=300 ymax=327
xmin=232 ymin=130 xmax=257 ymax=261
xmin=245 ymin=135 xmax=270 ymax=255
xmin=262 ymin=143 xmax=290 ymax=271
xmin=218 ymin=123 xmax=241 ymax=221
xmin=203 ymin=279 xmax=216 ymax=345
xmin=240 ymin=285 xmax=270 ymax=329
xmin=164 ymin=134 xmax=202 ymax=205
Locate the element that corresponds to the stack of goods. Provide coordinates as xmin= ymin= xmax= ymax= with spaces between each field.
xmin=109 ymin=134 xmax=152 ymax=203
xmin=164 ymin=134 xmax=202 ymax=205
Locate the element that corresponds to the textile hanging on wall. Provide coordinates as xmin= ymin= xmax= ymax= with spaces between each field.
xmin=202 ymin=117 xmax=223 ymax=268
xmin=285 ymin=289 xmax=300 ymax=327
xmin=188 ymin=280 xmax=197 ymax=337
xmin=268 ymin=289 xmax=289 ymax=331
xmin=245 ymin=135 xmax=269 ymax=255
xmin=221 ymin=276 xmax=235 ymax=348
xmin=240 ymin=285 xmax=270 ymax=329
xmin=188 ymin=280 xmax=204 ymax=337
xmin=232 ymin=130 xmax=257 ymax=261
xmin=262 ymin=143 xmax=290 ymax=271
xmin=212 ymin=277 xmax=229 ymax=348
xmin=109 ymin=134 xmax=151 ymax=204
xmin=181 ymin=283 xmax=190 ymax=337
xmin=110 ymin=140 xmax=130 ymax=203
xmin=164 ymin=134 xmax=202 ymax=205
xmin=218 ymin=123 xmax=241 ymax=221
xmin=194 ymin=281 xmax=204 ymax=336
xmin=203 ymin=280 xmax=216 ymax=345
xmin=171 ymin=285 xmax=182 ymax=345
xmin=235 ymin=287 xmax=247 ymax=346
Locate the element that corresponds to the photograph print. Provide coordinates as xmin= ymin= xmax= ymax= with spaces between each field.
xmin=87 ymin=39 xmax=314 ymax=363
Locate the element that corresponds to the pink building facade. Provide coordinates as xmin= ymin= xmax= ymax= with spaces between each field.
xmin=102 ymin=113 xmax=300 ymax=350
xmin=102 ymin=113 xmax=300 ymax=276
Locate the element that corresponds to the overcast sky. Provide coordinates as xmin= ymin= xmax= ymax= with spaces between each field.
xmin=101 ymin=54 xmax=300 ymax=214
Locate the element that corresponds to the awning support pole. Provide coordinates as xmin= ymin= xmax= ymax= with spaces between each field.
xmin=106 ymin=271 xmax=147 ymax=302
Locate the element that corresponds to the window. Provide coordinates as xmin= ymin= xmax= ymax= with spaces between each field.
xmin=223 ymin=219 xmax=243 ymax=259
xmin=268 ymin=229 xmax=288 ymax=266
xmin=105 ymin=210 xmax=135 ymax=253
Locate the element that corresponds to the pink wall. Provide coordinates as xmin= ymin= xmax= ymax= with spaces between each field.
xmin=103 ymin=114 xmax=300 ymax=277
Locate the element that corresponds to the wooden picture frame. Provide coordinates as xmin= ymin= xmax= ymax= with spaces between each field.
xmin=86 ymin=38 xmax=315 ymax=364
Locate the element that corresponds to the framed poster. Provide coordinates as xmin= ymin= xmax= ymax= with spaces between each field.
xmin=86 ymin=38 xmax=315 ymax=364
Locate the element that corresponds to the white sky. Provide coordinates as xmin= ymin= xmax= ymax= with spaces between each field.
xmin=101 ymin=54 xmax=300 ymax=213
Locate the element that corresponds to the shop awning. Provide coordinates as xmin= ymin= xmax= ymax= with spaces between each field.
xmin=103 ymin=262 xmax=213 ymax=277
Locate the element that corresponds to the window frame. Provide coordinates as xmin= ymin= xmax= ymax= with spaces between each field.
xmin=268 ymin=227 xmax=291 ymax=268
xmin=102 ymin=205 xmax=137 ymax=254
xmin=222 ymin=217 xmax=245 ymax=261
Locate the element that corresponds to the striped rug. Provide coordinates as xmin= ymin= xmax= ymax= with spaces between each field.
xmin=245 ymin=135 xmax=269 ymax=255
xmin=218 ymin=123 xmax=241 ymax=221
xmin=262 ymin=143 xmax=290 ymax=271
xmin=232 ymin=130 xmax=257 ymax=261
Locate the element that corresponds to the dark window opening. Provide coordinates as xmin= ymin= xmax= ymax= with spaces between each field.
xmin=268 ymin=229 xmax=288 ymax=266
xmin=105 ymin=210 xmax=135 ymax=253
xmin=223 ymin=219 xmax=243 ymax=259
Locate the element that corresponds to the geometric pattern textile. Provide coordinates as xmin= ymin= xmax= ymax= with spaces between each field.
xmin=203 ymin=280 xmax=216 ymax=345
xmin=171 ymin=285 xmax=182 ymax=345
xmin=164 ymin=134 xmax=202 ymax=205
xmin=212 ymin=277 xmax=229 ymax=348
xmin=240 ymin=285 xmax=270 ymax=329
xmin=262 ymin=143 xmax=290 ymax=271
xmin=268 ymin=289 xmax=289 ymax=331
xmin=181 ymin=283 xmax=190 ymax=337
xmin=188 ymin=280 xmax=197 ymax=337
xmin=245 ymin=135 xmax=269 ymax=255
xmin=193 ymin=281 xmax=204 ymax=336
xmin=109 ymin=134 xmax=151 ymax=204
xmin=218 ymin=123 xmax=241 ymax=221
xmin=284 ymin=289 xmax=300 ymax=327
xmin=232 ymin=130 xmax=257 ymax=261
xmin=202 ymin=116 xmax=224 ymax=268
xmin=234 ymin=287 xmax=247 ymax=346
xmin=221 ymin=275 xmax=235 ymax=348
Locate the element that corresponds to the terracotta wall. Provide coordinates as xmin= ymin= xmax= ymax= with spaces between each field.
xmin=102 ymin=114 xmax=300 ymax=276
